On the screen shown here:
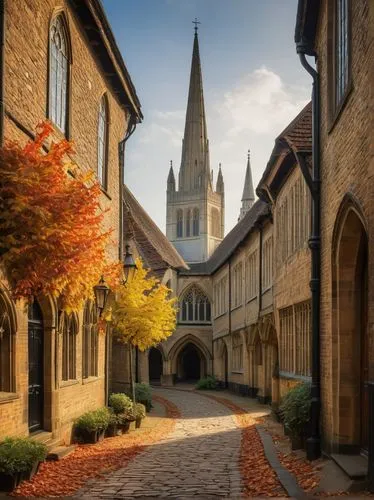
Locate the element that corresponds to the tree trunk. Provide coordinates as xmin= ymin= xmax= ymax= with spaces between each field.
xmin=128 ymin=343 xmax=136 ymax=403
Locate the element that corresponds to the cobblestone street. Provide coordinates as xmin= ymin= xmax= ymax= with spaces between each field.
xmin=79 ymin=388 xmax=243 ymax=498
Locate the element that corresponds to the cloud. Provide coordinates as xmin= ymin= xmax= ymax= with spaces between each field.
xmin=213 ymin=66 xmax=309 ymax=137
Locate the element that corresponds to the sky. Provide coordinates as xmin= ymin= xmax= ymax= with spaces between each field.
xmin=102 ymin=0 xmax=312 ymax=234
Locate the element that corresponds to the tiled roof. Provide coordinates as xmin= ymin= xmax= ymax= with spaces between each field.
xmin=180 ymin=199 xmax=270 ymax=276
xmin=257 ymin=102 xmax=312 ymax=195
xmin=123 ymin=185 xmax=188 ymax=272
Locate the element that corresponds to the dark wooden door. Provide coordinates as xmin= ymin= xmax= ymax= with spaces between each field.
xmin=28 ymin=301 xmax=44 ymax=433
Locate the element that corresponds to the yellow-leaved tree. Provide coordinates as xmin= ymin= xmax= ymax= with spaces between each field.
xmin=109 ymin=259 xmax=177 ymax=401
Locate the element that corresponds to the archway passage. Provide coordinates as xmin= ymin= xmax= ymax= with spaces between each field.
xmin=334 ymin=208 xmax=368 ymax=451
xmin=149 ymin=348 xmax=163 ymax=383
xmin=177 ymin=343 xmax=204 ymax=382
xmin=28 ymin=300 xmax=44 ymax=433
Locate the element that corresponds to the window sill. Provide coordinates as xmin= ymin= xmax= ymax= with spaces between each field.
xmin=231 ymin=370 xmax=244 ymax=375
xmin=261 ymin=285 xmax=272 ymax=294
xmin=231 ymin=304 xmax=243 ymax=312
xmin=279 ymin=371 xmax=311 ymax=382
xmin=100 ymin=186 xmax=112 ymax=200
xmin=214 ymin=311 xmax=227 ymax=320
xmin=82 ymin=376 xmax=101 ymax=385
xmin=246 ymin=296 xmax=257 ymax=305
xmin=60 ymin=379 xmax=80 ymax=388
xmin=0 ymin=392 xmax=19 ymax=404
xmin=178 ymin=322 xmax=212 ymax=327
xmin=328 ymin=82 xmax=353 ymax=134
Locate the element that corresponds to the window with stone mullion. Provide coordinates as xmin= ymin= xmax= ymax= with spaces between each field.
xmin=0 ymin=299 xmax=13 ymax=392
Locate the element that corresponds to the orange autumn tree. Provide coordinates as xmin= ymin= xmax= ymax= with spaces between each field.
xmin=0 ymin=122 xmax=119 ymax=311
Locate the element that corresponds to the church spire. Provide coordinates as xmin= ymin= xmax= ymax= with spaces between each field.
xmin=239 ymin=150 xmax=255 ymax=221
xmin=178 ymin=23 xmax=210 ymax=192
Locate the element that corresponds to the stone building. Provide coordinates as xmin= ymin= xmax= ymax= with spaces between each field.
xmin=257 ymin=102 xmax=312 ymax=400
xmin=295 ymin=0 xmax=374 ymax=476
xmin=0 ymin=0 xmax=141 ymax=443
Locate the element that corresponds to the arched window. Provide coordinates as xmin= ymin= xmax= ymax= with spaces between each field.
xmin=186 ymin=209 xmax=191 ymax=237
xmin=211 ymin=208 xmax=220 ymax=238
xmin=83 ymin=301 xmax=98 ymax=378
xmin=176 ymin=209 xmax=183 ymax=238
xmin=49 ymin=14 xmax=70 ymax=134
xmin=97 ymin=95 xmax=109 ymax=188
xmin=179 ymin=285 xmax=211 ymax=323
xmin=60 ymin=311 xmax=77 ymax=381
xmin=193 ymin=208 xmax=199 ymax=236
xmin=0 ymin=292 xmax=14 ymax=392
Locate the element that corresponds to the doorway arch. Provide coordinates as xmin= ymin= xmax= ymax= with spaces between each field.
xmin=176 ymin=342 xmax=205 ymax=381
xmin=332 ymin=202 xmax=368 ymax=451
xmin=148 ymin=347 xmax=163 ymax=384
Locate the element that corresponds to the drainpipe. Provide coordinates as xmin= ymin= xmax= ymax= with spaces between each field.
xmin=297 ymin=45 xmax=321 ymax=461
xmin=104 ymin=111 xmax=137 ymax=405
xmin=0 ymin=0 xmax=5 ymax=146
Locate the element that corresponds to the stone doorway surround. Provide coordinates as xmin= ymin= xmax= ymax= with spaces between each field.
xmin=331 ymin=199 xmax=369 ymax=454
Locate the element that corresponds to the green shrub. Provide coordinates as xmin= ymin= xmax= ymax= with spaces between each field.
xmin=75 ymin=407 xmax=111 ymax=433
xmin=0 ymin=438 xmax=47 ymax=474
xmin=109 ymin=393 xmax=133 ymax=415
xmin=279 ymin=382 xmax=311 ymax=437
xmin=196 ymin=376 xmax=218 ymax=390
xmin=134 ymin=403 xmax=146 ymax=420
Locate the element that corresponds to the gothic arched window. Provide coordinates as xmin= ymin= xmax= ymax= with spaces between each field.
xmin=0 ymin=291 xmax=14 ymax=392
xmin=83 ymin=301 xmax=98 ymax=378
xmin=98 ymin=94 xmax=109 ymax=188
xmin=179 ymin=285 xmax=211 ymax=323
xmin=60 ymin=311 xmax=77 ymax=381
xmin=193 ymin=208 xmax=199 ymax=236
xmin=186 ymin=209 xmax=191 ymax=237
xmin=176 ymin=209 xmax=183 ymax=238
xmin=49 ymin=14 xmax=70 ymax=134
xmin=211 ymin=208 xmax=220 ymax=238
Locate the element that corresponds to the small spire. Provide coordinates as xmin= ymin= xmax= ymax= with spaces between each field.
xmin=167 ymin=160 xmax=176 ymax=192
xmin=216 ymin=163 xmax=224 ymax=193
xmin=239 ymin=149 xmax=255 ymax=220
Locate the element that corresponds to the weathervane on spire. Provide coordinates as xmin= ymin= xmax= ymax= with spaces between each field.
xmin=192 ymin=18 xmax=201 ymax=34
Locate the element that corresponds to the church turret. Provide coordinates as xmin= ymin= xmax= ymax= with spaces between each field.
xmin=216 ymin=163 xmax=224 ymax=193
xmin=167 ymin=160 xmax=176 ymax=192
xmin=239 ymin=150 xmax=255 ymax=221
xmin=166 ymin=22 xmax=224 ymax=263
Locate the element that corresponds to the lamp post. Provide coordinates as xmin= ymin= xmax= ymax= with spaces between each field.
xmin=123 ymin=244 xmax=137 ymax=284
xmin=123 ymin=244 xmax=137 ymax=403
xmin=93 ymin=275 xmax=110 ymax=317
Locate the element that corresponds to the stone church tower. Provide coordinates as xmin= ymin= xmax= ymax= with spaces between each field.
xmin=166 ymin=28 xmax=224 ymax=263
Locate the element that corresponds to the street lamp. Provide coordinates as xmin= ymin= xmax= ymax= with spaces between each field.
xmin=123 ymin=244 xmax=137 ymax=284
xmin=93 ymin=275 xmax=110 ymax=317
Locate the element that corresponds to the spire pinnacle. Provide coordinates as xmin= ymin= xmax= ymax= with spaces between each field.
xmin=167 ymin=160 xmax=176 ymax=192
xmin=238 ymin=149 xmax=255 ymax=220
xmin=216 ymin=162 xmax=224 ymax=193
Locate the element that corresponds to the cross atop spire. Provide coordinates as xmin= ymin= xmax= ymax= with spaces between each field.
xmin=192 ymin=18 xmax=201 ymax=34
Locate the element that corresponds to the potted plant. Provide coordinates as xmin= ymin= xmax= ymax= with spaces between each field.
xmin=130 ymin=383 xmax=152 ymax=412
xmin=105 ymin=411 xmax=120 ymax=438
xmin=279 ymin=382 xmax=311 ymax=450
xmin=74 ymin=407 xmax=111 ymax=444
xmin=134 ymin=403 xmax=146 ymax=429
xmin=0 ymin=437 xmax=47 ymax=492
xmin=108 ymin=393 xmax=134 ymax=434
